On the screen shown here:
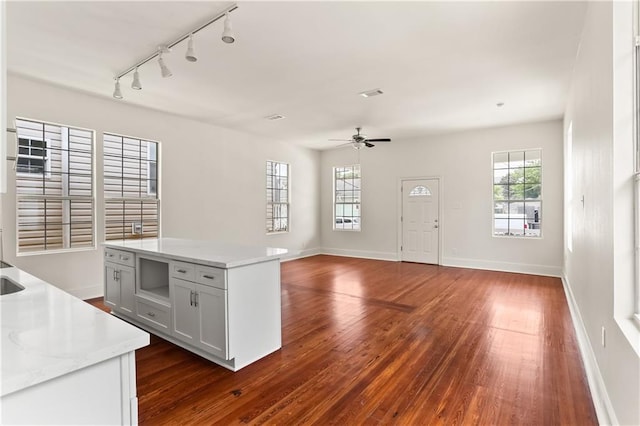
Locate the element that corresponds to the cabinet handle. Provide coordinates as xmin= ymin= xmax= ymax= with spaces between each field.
xmin=177 ymin=269 xmax=187 ymax=274
xmin=113 ymin=270 xmax=119 ymax=281
xmin=202 ymin=275 xmax=214 ymax=280
xmin=121 ymin=256 xmax=129 ymax=261
xmin=190 ymin=290 xmax=194 ymax=306
xmin=194 ymin=292 xmax=199 ymax=308
xmin=147 ymin=312 xmax=155 ymax=317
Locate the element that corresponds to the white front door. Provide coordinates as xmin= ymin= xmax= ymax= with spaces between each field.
xmin=401 ymin=178 xmax=439 ymax=264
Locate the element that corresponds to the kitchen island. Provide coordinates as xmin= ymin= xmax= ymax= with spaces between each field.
xmin=1 ymin=264 xmax=149 ymax=425
xmin=103 ymin=238 xmax=288 ymax=371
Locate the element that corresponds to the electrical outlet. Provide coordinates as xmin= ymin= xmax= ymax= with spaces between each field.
xmin=601 ymin=326 xmax=606 ymax=347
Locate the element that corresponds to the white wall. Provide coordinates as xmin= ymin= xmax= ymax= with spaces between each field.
xmin=320 ymin=120 xmax=564 ymax=276
xmin=563 ymin=2 xmax=640 ymax=425
xmin=1 ymin=74 xmax=321 ymax=298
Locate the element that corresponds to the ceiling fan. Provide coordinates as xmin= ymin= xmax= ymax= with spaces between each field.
xmin=330 ymin=127 xmax=391 ymax=149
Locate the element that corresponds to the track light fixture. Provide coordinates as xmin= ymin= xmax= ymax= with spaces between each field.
xmin=221 ymin=12 xmax=235 ymax=44
xmin=112 ymin=78 xmax=122 ymax=99
xmin=111 ymin=4 xmax=237 ymax=100
xmin=185 ymin=34 xmax=197 ymax=62
xmin=157 ymin=46 xmax=172 ymax=78
xmin=131 ymin=67 xmax=142 ymax=90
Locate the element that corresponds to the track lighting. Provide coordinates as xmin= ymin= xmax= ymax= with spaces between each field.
xmin=110 ymin=4 xmax=237 ymax=98
xmin=131 ymin=68 xmax=142 ymax=90
xmin=185 ymin=34 xmax=197 ymax=62
xmin=157 ymin=47 xmax=172 ymax=78
xmin=113 ymin=78 xmax=122 ymax=99
xmin=221 ymin=12 xmax=235 ymax=44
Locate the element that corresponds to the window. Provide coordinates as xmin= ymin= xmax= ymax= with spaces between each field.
xmin=409 ymin=185 xmax=431 ymax=197
xmin=493 ymin=150 xmax=542 ymax=237
xmin=266 ymin=160 xmax=289 ymax=233
xmin=17 ymin=137 xmax=50 ymax=176
xmin=15 ymin=118 xmax=94 ymax=253
xmin=334 ymin=165 xmax=361 ymax=231
xmin=104 ymin=133 xmax=159 ymax=240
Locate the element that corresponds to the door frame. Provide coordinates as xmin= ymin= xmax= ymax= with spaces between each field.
xmin=397 ymin=176 xmax=443 ymax=265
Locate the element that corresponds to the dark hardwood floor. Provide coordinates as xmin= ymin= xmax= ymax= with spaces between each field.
xmin=89 ymin=255 xmax=597 ymax=425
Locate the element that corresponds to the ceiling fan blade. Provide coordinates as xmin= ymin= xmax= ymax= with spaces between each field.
xmin=365 ymin=142 xmax=375 ymax=148
xmin=329 ymin=138 xmax=352 ymax=142
xmin=364 ymin=138 xmax=391 ymax=142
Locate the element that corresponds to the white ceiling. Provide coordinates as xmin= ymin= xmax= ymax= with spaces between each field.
xmin=7 ymin=1 xmax=587 ymax=150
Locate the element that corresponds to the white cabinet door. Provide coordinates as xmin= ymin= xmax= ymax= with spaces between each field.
xmin=105 ymin=263 xmax=135 ymax=315
xmin=171 ymin=278 xmax=198 ymax=343
xmin=196 ymin=284 xmax=228 ymax=360
xmin=104 ymin=263 xmax=119 ymax=309
xmin=119 ymin=265 xmax=135 ymax=315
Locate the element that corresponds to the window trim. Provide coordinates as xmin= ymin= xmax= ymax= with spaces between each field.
xmin=333 ymin=164 xmax=361 ymax=232
xmin=634 ymin=0 xmax=640 ymax=323
xmin=266 ymin=160 xmax=290 ymax=234
xmin=147 ymin=142 xmax=157 ymax=197
xmin=491 ymin=149 xmax=543 ymax=239
xmin=14 ymin=117 xmax=96 ymax=255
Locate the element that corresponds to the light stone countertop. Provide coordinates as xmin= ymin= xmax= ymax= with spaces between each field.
xmin=0 ymin=266 xmax=149 ymax=397
xmin=103 ymin=238 xmax=290 ymax=268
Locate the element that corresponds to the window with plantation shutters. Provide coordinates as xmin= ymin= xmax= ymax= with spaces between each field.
xmin=103 ymin=133 xmax=159 ymax=241
xmin=15 ymin=118 xmax=94 ymax=253
xmin=266 ymin=160 xmax=289 ymax=233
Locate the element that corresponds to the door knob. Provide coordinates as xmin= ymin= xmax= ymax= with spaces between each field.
xmin=434 ymin=225 xmax=439 ymax=229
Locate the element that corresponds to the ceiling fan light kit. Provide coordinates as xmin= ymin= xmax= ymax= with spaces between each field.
xmin=112 ymin=4 xmax=238 ymax=99
xmin=330 ymin=127 xmax=392 ymax=150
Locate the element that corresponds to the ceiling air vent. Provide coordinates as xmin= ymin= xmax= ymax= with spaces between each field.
xmin=359 ymin=88 xmax=384 ymax=98
xmin=265 ymin=114 xmax=286 ymax=121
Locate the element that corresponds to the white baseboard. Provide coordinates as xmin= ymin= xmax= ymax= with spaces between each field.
xmin=292 ymin=251 xmax=561 ymax=275
xmin=561 ymin=275 xmax=618 ymax=426
xmin=66 ymin=284 xmax=103 ymax=301
xmin=320 ymin=248 xmax=399 ymax=262
xmin=442 ymin=256 xmax=562 ymax=277
xmin=281 ymin=248 xmax=323 ymax=262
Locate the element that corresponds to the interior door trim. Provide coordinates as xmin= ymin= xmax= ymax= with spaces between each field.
xmin=397 ymin=176 xmax=443 ymax=265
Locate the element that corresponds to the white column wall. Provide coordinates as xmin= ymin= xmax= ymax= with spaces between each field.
xmin=563 ymin=2 xmax=640 ymax=425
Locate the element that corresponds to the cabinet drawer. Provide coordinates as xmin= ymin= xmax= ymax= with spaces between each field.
xmin=170 ymin=261 xmax=195 ymax=281
xmin=104 ymin=248 xmax=135 ymax=267
xmin=136 ymin=297 xmax=171 ymax=331
xmin=195 ymin=265 xmax=226 ymax=290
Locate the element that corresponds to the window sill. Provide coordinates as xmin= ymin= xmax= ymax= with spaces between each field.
xmin=492 ymin=234 xmax=543 ymax=240
xmin=615 ymin=315 xmax=640 ymax=358
xmin=17 ymin=245 xmax=97 ymax=257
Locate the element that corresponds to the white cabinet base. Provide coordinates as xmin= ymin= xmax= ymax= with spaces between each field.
xmin=104 ymin=239 xmax=285 ymax=372
xmin=112 ymin=260 xmax=281 ymax=372
xmin=1 ymin=352 xmax=139 ymax=425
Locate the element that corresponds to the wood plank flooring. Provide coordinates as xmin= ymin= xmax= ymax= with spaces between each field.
xmin=89 ymin=255 xmax=597 ymax=425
